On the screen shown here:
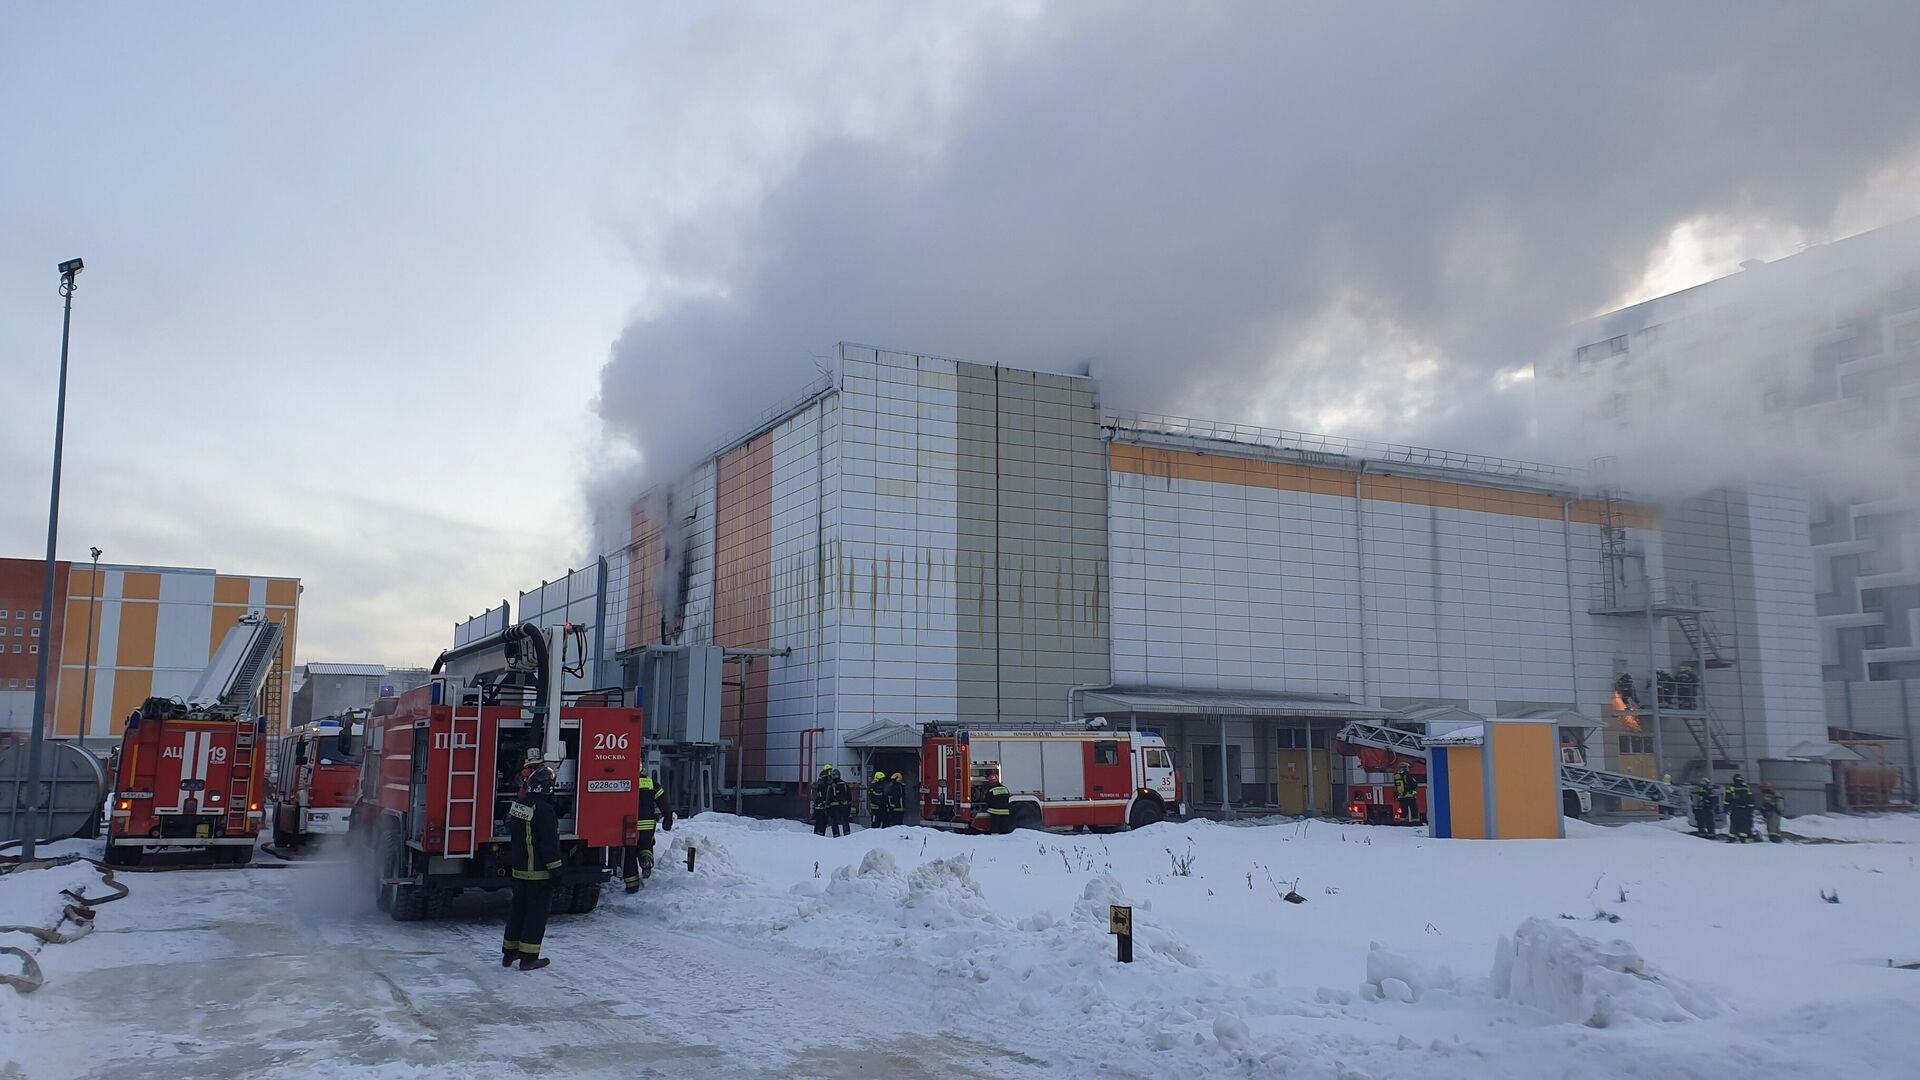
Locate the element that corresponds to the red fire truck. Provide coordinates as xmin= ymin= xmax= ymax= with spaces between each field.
xmin=921 ymin=726 xmax=1184 ymax=831
xmin=268 ymin=710 xmax=366 ymax=848
xmin=352 ymin=622 xmax=644 ymax=921
xmin=105 ymin=614 xmax=286 ymax=866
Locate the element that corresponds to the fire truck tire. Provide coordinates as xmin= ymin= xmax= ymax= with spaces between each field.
xmin=568 ymin=883 xmax=601 ymax=914
xmin=1128 ymin=797 xmax=1165 ymax=830
xmin=1010 ymin=803 xmax=1045 ymax=831
xmin=550 ymin=883 xmax=575 ymax=912
xmin=220 ymin=844 xmax=254 ymax=867
xmin=104 ymin=844 xmax=142 ymax=868
xmin=390 ymin=884 xmax=428 ymax=922
xmin=423 ymin=888 xmax=454 ymax=920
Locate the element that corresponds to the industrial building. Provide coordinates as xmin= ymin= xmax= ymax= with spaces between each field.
xmin=0 ymin=557 xmax=301 ymax=746
xmin=289 ymin=662 xmax=431 ymax=727
xmin=1546 ymin=218 xmax=1920 ymax=805
xmin=468 ymin=343 xmax=1835 ymax=816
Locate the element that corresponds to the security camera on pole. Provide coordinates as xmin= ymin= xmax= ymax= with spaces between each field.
xmin=20 ymin=257 xmax=84 ymax=860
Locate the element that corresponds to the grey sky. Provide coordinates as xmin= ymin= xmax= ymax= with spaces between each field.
xmin=5 ymin=3 xmax=1919 ymax=663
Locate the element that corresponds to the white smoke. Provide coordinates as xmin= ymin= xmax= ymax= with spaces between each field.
xmin=588 ymin=4 xmax=1920 ymax=525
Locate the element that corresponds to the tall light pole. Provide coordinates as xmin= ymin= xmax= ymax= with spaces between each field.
xmin=80 ymin=546 xmax=102 ymax=742
xmin=20 ymin=258 xmax=83 ymax=860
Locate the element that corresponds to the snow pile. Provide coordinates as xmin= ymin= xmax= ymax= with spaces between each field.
xmin=0 ymin=861 xmax=102 ymax=938
xmin=1492 ymin=917 xmax=1721 ymax=1027
xmin=663 ymin=831 xmax=748 ymax=881
xmin=1362 ymin=941 xmax=1455 ymax=1003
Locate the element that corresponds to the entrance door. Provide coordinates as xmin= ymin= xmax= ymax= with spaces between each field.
xmin=1195 ymin=744 xmax=1242 ymax=808
xmin=1275 ymin=749 xmax=1332 ymax=816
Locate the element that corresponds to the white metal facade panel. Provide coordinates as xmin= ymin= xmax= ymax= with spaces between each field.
xmin=1109 ymin=465 xmax=1655 ymax=722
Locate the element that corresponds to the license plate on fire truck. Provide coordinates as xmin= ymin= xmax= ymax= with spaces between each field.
xmin=586 ymin=780 xmax=633 ymax=793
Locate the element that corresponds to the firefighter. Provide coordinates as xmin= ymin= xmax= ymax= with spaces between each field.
xmin=1725 ymin=774 xmax=1757 ymax=843
xmin=1394 ymin=763 xmax=1421 ymax=824
xmin=869 ymin=771 xmax=891 ymax=827
xmin=1760 ymin=783 xmax=1786 ymax=843
xmin=1690 ymin=778 xmax=1718 ymax=837
xmin=1614 ymin=672 xmax=1641 ymax=710
xmin=985 ymin=771 xmax=1013 ymax=834
xmin=503 ymin=764 xmax=562 ymax=971
xmin=887 ymin=771 xmax=909 ymax=827
xmin=622 ymin=774 xmax=674 ymax=893
xmin=813 ymin=764 xmax=852 ymax=837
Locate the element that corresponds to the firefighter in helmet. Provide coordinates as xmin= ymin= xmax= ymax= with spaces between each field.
xmin=503 ymin=764 xmax=562 ymax=971
xmin=1759 ymin=782 xmax=1785 ymax=843
xmin=1724 ymin=773 xmax=1757 ymax=843
xmin=868 ymin=771 xmax=891 ymax=827
xmin=1690 ymin=777 xmax=1719 ymax=837
xmin=813 ymin=764 xmax=852 ymax=837
xmin=984 ymin=771 xmax=1013 ymax=834
xmin=887 ymin=771 xmax=909 ymax=827
xmin=1394 ymin=763 xmax=1421 ymax=824
xmin=622 ymin=773 xmax=675 ymax=893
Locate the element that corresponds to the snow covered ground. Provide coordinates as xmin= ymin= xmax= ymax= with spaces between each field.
xmin=4 ymin=813 xmax=1919 ymax=1078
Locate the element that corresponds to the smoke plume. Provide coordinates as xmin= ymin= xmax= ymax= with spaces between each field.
xmin=592 ymin=3 xmax=1920 ymax=522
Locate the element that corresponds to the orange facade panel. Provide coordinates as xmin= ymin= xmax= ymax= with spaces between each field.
xmin=1492 ymin=723 xmax=1563 ymax=840
xmin=265 ymin=579 xmax=299 ymax=607
xmin=1111 ymin=443 xmax=1656 ymax=527
xmin=714 ymin=434 xmax=774 ymax=782
xmin=214 ymin=576 xmax=252 ymax=605
xmin=115 ymin=602 xmax=159 ymax=668
xmin=1446 ymin=745 xmax=1487 ymax=840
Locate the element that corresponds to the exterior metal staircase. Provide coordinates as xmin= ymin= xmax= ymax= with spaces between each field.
xmin=1673 ymin=611 xmax=1735 ymax=668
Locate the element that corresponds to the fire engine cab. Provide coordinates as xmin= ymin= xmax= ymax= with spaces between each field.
xmin=269 ymin=710 xmax=364 ymax=848
xmin=922 ymin=726 xmax=1183 ymax=831
xmin=352 ymin=622 xmax=644 ymax=921
xmin=105 ymin=614 xmax=286 ymax=866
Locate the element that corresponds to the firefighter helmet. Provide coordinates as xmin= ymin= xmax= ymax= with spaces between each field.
xmin=525 ymin=766 xmax=557 ymax=795
xmin=891 ymin=772 xmax=904 ymax=782
xmin=874 ymin=771 xmax=887 ymax=781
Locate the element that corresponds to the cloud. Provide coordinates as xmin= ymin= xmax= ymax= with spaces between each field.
xmin=594 ymin=2 xmax=1920 ymax=498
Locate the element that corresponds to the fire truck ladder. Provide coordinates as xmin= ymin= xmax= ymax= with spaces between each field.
xmin=1339 ymin=722 xmax=1689 ymax=812
xmin=1559 ymin=764 xmax=1686 ymax=811
xmin=225 ymin=722 xmax=257 ymax=834
xmin=442 ymin=698 xmax=486 ymax=858
xmin=1335 ymin=720 xmax=1428 ymax=757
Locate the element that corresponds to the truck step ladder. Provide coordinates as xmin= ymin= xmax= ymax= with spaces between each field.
xmin=1335 ymin=720 xmax=1430 ymax=757
xmin=442 ymin=697 xmax=485 ymax=858
xmin=226 ymin=723 xmax=257 ymax=833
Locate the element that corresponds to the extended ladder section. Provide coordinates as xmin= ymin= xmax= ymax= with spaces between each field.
xmin=441 ymin=697 xmax=485 ymax=858
xmin=186 ymin=616 xmax=287 ymax=714
xmin=1559 ymin=764 xmax=1686 ymax=811
xmin=1339 ymin=722 xmax=1688 ymax=811
xmin=1335 ymin=720 xmax=1429 ymax=757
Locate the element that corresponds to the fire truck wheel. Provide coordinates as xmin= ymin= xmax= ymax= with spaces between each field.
xmin=423 ymin=888 xmax=453 ymax=920
xmin=550 ymin=883 xmax=575 ymax=913
xmin=221 ymin=844 xmax=254 ymax=867
xmin=1127 ymin=797 xmax=1165 ymax=830
xmin=104 ymin=844 xmax=142 ymax=868
xmin=1010 ymin=803 xmax=1045 ymax=831
xmin=390 ymin=884 xmax=428 ymax=922
xmin=568 ymin=883 xmax=601 ymax=914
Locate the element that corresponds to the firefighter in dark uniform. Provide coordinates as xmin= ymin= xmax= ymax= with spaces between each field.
xmin=1394 ymin=763 xmax=1421 ymax=824
xmin=888 ymin=771 xmax=909 ymax=827
xmin=984 ymin=772 xmax=1013 ymax=834
xmin=1690 ymin=778 xmax=1719 ymax=837
xmin=1760 ymin=783 xmax=1785 ymax=842
xmin=869 ymin=771 xmax=891 ymax=827
xmin=622 ymin=774 xmax=675 ymax=893
xmin=813 ymin=764 xmax=852 ymax=837
xmin=1725 ymin=774 xmax=1757 ymax=843
xmin=503 ymin=765 xmax=562 ymax=971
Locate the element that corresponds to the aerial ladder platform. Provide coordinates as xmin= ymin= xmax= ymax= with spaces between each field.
xmin=1335 ymin=721 xmax=1687 ymax=812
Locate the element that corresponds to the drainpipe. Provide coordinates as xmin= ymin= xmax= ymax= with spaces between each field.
xmin=1067 ymin=682 xmax=1115 ymax=728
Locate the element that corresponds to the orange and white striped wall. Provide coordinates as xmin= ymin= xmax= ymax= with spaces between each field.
xmin=56 ymin=565 xmax=299 ymax=740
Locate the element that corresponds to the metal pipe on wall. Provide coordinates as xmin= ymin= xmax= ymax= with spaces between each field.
xmin=1354 ymin=465 xmax=1372 ymax=705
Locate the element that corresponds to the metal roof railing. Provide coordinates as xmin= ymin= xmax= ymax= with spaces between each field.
xmin=1105 ymin=409 xmax=1581 ymax=484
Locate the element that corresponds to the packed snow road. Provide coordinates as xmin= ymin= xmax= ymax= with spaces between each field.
xmin=6 ymin=812 xmax=1920 ymax=1078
